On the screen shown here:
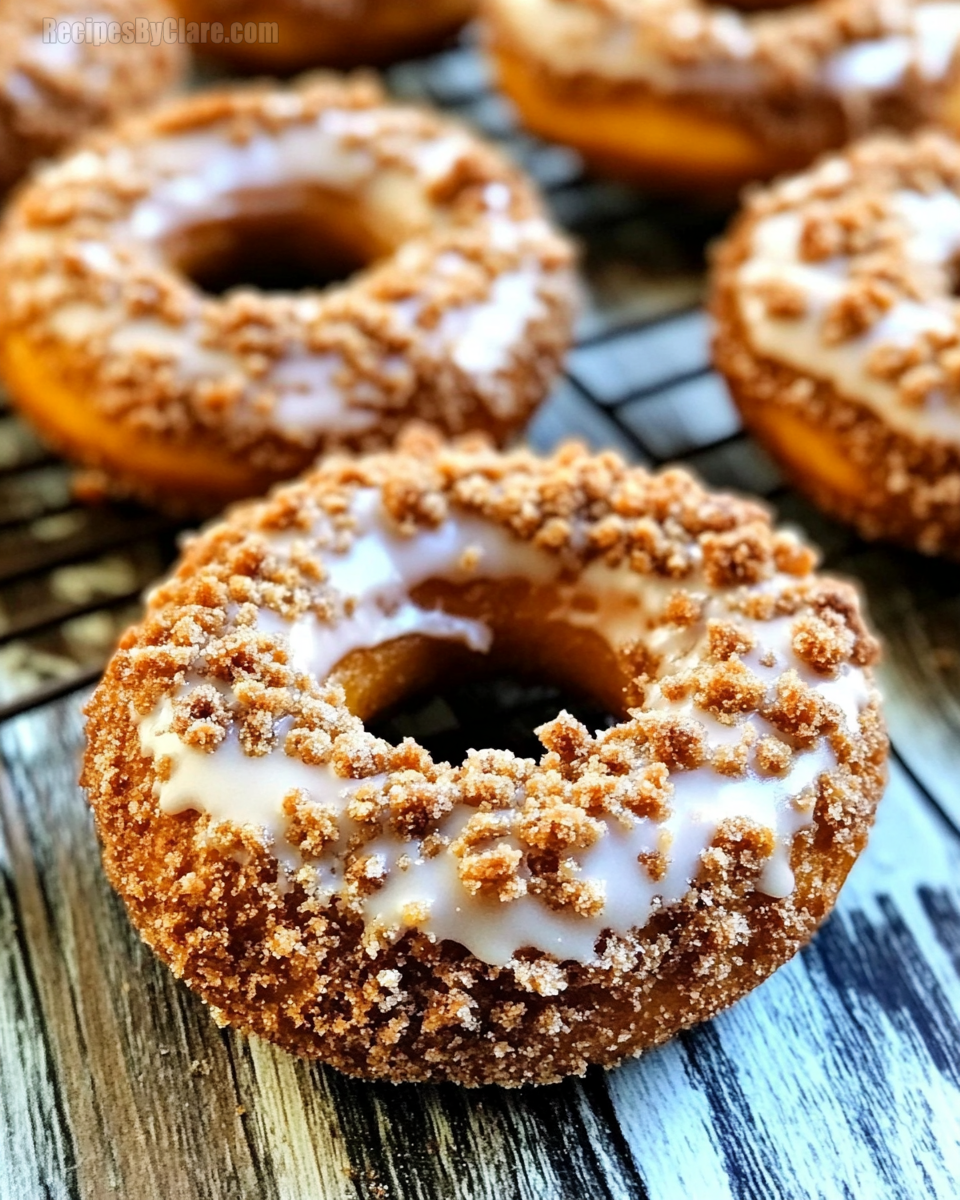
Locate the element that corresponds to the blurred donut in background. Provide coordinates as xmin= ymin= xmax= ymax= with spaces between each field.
xmin=0 ymin=0 xmax=186 ymax=193
xmin=483 ymin=0 xmax=960 ymax=196
xmin=171 ymin=0 xmax=476 ymax=72
xmin=0 ymin=75 xmax=576 ymax=513
xmin=712 ymin=129 xmax=960 ymax=558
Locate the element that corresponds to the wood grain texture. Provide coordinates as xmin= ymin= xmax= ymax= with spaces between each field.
xmin=1 ymin=690 xmax=959 ymax=1200
xmin=0 ymin=700 xmax=652 ymax=1200
xmin=612 ymin=765 xmax=960 ymax=1200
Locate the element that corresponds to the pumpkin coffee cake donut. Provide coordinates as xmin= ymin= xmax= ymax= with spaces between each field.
xmin=484 ymin=0 xmax=960 ymax=193
xmin=0 ymin=76 xmax=575 ymax=513
xmin=713 ymin=130 xmax=960 ymax=557
xmin=171 ymin=0 xmax=476 ymax=72
xmin=82 ymin=431 xmax=887 ymax=1086
xmin=0 ymin=0 xmax=185 ymax=194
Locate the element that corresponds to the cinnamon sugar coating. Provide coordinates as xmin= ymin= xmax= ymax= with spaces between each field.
xmin=0 ymin=75 xmax=575 ymax=512
xmin=711 ymin=131 xmax=960 ymax=557
xmin=82 ymin=433 xmax=887 ymax=1085
xmin=0 ymin=0 xmax=185 ymax=194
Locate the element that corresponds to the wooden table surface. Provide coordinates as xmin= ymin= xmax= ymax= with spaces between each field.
xmin=1 ymin=37 xmax=960 ymax=1200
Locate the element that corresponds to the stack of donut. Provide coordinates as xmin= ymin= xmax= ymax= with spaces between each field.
xmin=0 ymin=0 xmax=916 ymax=1090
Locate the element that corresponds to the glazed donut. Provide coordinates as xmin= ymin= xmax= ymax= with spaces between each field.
xmin=82 ymin=431 xmax=886 ymax=1086
xmin=0 ymin=0 xmax=185 ymax=194
xmin=484 ymin=0 xmax=960 ymax=194
xmin=0 ymin=76 xmax=575 ymax=514
xmin=712 ymin=130 xmax=960 ymax=557
xmin=170 ymin=0 xmax=476 ymax=72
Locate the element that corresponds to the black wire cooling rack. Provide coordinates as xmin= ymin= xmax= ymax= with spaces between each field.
xmin=0 ymin=32 xmax=937 ymax=776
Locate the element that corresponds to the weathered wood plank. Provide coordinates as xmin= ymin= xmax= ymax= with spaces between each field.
xmin=0 ymin=52 xmax=957 ymax=1196
xmin=3 ymin=684 xmax=959 ymax=1200
xmin=314 ymin=1068 xmax=648 ymax=1200
xmin=237 ymin=1040 xmax=355 ymax=1200
xmin=0 ymin=813 xmax=76 ymax=1199
xmin=607 ymin=763 xmax=960 ymax=1200
xmin=0 ymin=697 xmax=649 ymax=1200
xmin=0 ymin=702 xmax=269 ymax=1200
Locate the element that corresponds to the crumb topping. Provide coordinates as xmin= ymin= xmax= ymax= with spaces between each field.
xmin=559 ymin=0 xmax=923 ymax=83
xmin=82 ymin=435 xmax=888 ymax=1085
xmin=711 ymin=131 xmax=960 ymax=558
xmin=488 ymin=0 xmax=960 ymax=149
xmin=736 ymin=132 xmax=960 ymax=421
xmin=94 ymin=432 xmax=881 ymax=969
xmin=0 ymin=75 xmax=575 ymax=481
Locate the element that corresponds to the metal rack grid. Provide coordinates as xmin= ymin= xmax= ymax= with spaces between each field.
xmin=0 ymin=35 xmax=957 ymax=824
xmin=0 ymin=36 xmax=942 ymax=765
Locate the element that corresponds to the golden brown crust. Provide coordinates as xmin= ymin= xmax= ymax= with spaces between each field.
xmin=82 ymin=434 xmax=887 ymax=1085
xmin=484 ymin=0 xmax=960 ymax=182
xmin=710 ymin=131 xmax=960 ymax=557
xmin=172 ymin=0 xmax=475 ymax=71
xmin=0 ymin=0 xmax=185 ymax=193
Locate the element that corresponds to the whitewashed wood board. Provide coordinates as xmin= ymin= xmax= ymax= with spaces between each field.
xmin=1 ymin=679 xmax=958 ymax=1200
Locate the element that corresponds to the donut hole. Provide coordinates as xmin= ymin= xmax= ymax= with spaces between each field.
xmin=368 ymin=667 xmax=617 ymax=762
xmin=334 ymin=577 xmax=634 ymax=760
xmin=161 ymin=186 xmax=391 ymax=296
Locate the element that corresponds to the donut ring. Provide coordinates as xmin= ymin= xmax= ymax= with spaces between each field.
xmin=712 ymin=130 xmax=960 ymax=558
xmin=170 ymin=0 xmax=476 ymax=72
xmin=484 ymin=0 xmax=960 ymax=194
xmin=0 ymin=77 xmax=575 ymax=513
xmin=0 ymin=0 xmax=185 ymax=194
xmin=82 ymin=431 xmax=887 ymax=1086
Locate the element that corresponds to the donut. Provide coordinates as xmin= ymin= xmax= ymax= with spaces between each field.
xmin=81 ymin=431 xmax=887 ymax=1086
xmin=0 ymin=0 xmax=185 ymax=194
xmin=483 ymin=0 xmax=960 ymax=194
xmin=712 ymin=130 xmax=960 ymax=557
xmin=0 ymin=76 xmax=575 ymax=514
xmin=170 ymin=0 xmax=476 ymax=72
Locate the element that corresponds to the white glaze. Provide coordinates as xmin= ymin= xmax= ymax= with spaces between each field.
xmin=138 ymin=490 xmax=873 ymax=966
xmin=126 ymin=118 xmax=400 ymax=242
xmin=19 ymin=11 xmax=122 ymax=92
xmin=17 ymin=106 xmax=560 ymax=439
xmin=490 ymin=0 xmax=960 ymax=96
xmin=737 ymin=187 xmax=960 ymax=440
xmin=21 ymin=30 xmax=84 ymax=74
